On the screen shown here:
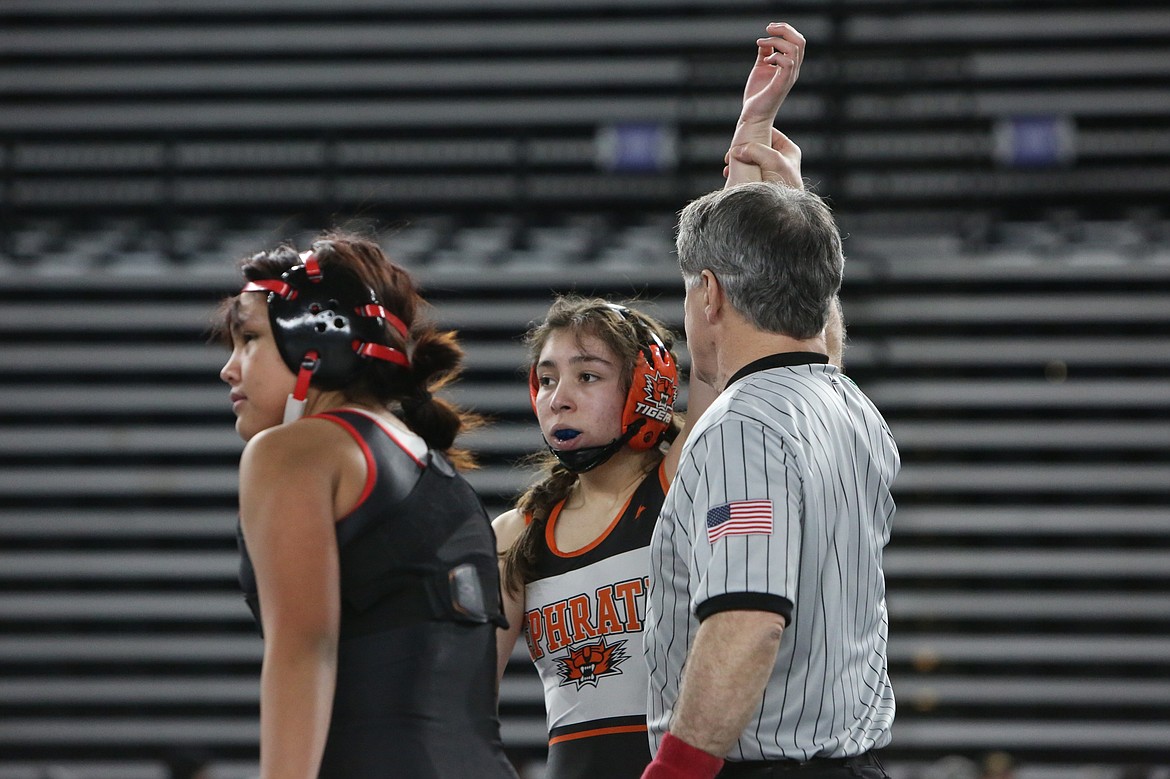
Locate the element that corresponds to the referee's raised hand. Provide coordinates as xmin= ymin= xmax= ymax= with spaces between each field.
xmin=726 ymin=22 xmax=805 ymax=187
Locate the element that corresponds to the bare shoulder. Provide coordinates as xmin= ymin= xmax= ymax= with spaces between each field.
xmin=241 ymin=417 xmax=352 ymax=471
xmin=492 ymin=507 xmax=527 ymax=553
xmin=246 ymin=416 xmax=351 ymax=458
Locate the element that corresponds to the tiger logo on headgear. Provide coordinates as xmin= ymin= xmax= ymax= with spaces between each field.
xmin=635 ymin=370 xmax=676 ymax=425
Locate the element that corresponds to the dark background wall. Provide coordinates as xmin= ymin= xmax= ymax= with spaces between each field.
xmin=1 ymin=2 xmax=1169 ymax=777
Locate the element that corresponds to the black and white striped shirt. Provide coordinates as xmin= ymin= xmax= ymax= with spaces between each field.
xmin=644 ymin=352 xmax=900 ymax=761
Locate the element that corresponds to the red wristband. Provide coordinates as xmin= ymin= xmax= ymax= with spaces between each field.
xmin=641 ymin=732 xmax=725 ymax=779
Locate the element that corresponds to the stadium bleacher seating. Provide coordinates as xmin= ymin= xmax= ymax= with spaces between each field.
xmin=2 ymin=0 xmax=1169 ymax=776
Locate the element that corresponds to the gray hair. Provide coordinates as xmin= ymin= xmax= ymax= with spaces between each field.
xmin=675 ymin=182 xmax=844 ymax=338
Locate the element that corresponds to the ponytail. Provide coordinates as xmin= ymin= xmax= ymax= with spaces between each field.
xmin=397 ymin=326 xmax=482 ymax=471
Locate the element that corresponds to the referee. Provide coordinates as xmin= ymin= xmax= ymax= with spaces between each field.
xmin=642 ymin=181 xmax=900 ymax=779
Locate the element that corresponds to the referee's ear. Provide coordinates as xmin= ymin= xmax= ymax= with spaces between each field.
xmin=700 ymin=269 xmax=727 ymax=324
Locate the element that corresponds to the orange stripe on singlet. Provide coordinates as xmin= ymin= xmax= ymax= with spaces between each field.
xmin=545 ymin=460 xmax=668 ymax=558
xmin=547 ymin=723 xmax=648 ymax=746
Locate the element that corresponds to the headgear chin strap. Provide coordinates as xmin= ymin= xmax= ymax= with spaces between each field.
xmin=241 ymin=251 xmax=410 ymax=423
xmin=282 ymin=350 xmax=319 ymax=423
xmin=544 ymin=424 xmax=645 ymax=474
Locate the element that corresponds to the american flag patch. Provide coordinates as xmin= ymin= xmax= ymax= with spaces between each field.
xmin=706 ymin=500 xmax=774 ymax=543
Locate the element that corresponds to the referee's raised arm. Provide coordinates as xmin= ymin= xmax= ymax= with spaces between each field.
xmin=665 ymin=22 xmax=814 ymax=485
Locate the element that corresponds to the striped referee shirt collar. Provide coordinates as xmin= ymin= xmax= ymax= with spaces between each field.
xmin=726 ymin=351 xmax=829 ymax=388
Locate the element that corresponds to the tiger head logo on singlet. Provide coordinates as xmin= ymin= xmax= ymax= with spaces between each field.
xmin=555 ymin=636 xmax=629 ymax=689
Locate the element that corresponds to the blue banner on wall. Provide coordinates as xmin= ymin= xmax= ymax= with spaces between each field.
xmin=993 ymin=115 xmax=1077 ymax=168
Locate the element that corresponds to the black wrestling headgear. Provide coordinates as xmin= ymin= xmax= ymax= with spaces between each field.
xmin=241 ymin=251 xmax=409 ymax=421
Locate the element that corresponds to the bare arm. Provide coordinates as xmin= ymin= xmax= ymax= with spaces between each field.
xmin=725 ymin=22 xmax=805 ymax=188
xmin=663 ymin=376 xmax=716 ymax=482
xmin=666 ymin=610 xmax=786 ymax=755
xmin=667 ymin=26 xmax=805 ymax=481
xmin=239 ymin=426 xmax=342 ymax=779
xmin=492 ymin=509 xmax=527 ymax=681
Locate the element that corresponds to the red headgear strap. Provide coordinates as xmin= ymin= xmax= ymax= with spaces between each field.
xmin=356 ymin=341 xmax=411 ymax=368
xmin=358 ymin=304 xmax=409 ymax=341
xmin=292 ymin=351 xmax=319 ymax=402
xmin=300 ymin=251 xmax=323 ymax=280
xmin=241 ymin=278 xmax=293 ymax=298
